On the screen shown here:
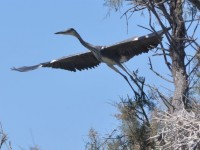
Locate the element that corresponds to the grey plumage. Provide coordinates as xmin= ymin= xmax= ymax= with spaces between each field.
xmin=12 ymin=28 xmax=166 ymax=73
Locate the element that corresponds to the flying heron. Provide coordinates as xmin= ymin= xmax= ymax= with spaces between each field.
xmin=12 ymin=28 xmax=166 ymax=90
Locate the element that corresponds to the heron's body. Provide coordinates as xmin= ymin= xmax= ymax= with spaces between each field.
xmin=12 ymin=28 xmax=167 ymax=88
xmin=101 ymin=56 xmax=119 ymax=65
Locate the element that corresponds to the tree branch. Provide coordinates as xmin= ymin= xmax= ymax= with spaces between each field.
xmin=148 ymin=57 xmax=173 ymax=83
xmin=188 ymin=0 xmax=200 ymax=10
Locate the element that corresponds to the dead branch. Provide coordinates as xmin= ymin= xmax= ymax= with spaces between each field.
xmin=149 ymin=108 xmax=200 ymax=149
xmin=148 ymin=57 xmax=173 ymax=83
xmin=188 ymin=0 xmax=200 ymax=10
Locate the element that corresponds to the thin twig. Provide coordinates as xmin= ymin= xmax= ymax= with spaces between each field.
xmin=148 ymin=57 xmax=173 ymax=83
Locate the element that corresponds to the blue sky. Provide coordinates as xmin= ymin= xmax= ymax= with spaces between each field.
xmin=0 ymin=0 xmax=173 ymax=150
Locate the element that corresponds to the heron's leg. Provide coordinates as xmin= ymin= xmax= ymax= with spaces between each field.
xmin=116 ymin=63 xmax=144 ymax=92
xmin=107 ymin=64 xmax=136 ymax=93
xmin=116 ymin=63 xmax=135 ymax=81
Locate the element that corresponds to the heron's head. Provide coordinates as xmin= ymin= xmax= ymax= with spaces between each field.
xmin=55 ymin=28 xmax=77 ymax=36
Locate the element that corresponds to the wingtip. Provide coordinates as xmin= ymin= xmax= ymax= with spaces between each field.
xmin=54 ymin=32 xmax=60 ymax=34
xmin=11 ymin=67 xmax=25 ymax=72
xmin=11 ymin=64 xmax=42 ymax=72
xmin=11 ymin=67 xmax=18 ymax=71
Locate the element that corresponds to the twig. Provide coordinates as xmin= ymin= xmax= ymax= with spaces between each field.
xmin=148 ymin=57 xmax=173 ymax=83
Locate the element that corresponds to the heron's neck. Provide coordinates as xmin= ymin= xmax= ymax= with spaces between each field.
xmin=73 ymin=31 xmax=96 ymax=51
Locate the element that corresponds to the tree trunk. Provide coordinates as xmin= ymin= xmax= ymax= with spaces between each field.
xmin=170 ymin=0 xmax=189 ymax=111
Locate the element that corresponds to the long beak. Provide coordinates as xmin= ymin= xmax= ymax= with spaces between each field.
xmin=54 ymin=31 xmax=66 ymax=34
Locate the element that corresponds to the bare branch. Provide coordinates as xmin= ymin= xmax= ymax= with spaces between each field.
xmin=150 ymin=108 xmax=200 ymax=149
xmin=148 ymin=57 xmax=173 ymax=83
xmin=188 ymin=0 xmax=200 ymax=10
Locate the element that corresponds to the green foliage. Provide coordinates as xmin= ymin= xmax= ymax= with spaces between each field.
xmin=85 ymin=128 xmax=101 ymax=150
xmin=115 ymin=97 xmax=154 ymax=149
xmin=85 ymin=96 xmax=156 ymax=150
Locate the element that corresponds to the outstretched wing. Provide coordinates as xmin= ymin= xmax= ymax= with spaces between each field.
xmin=12 ymin=51 xmax=100 ymax=72
xmin=101 ymin=29 xmax=166 ymax=62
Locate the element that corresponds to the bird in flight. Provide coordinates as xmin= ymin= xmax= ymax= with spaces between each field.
xmin=12 ymin=28 xmax=166 ymax=89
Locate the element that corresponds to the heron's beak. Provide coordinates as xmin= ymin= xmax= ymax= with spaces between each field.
xmin=54 ymin=31 xmax=66 ymax=35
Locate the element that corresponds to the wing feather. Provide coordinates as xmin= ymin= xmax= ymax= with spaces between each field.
xmin=101 ymin=29 xmax=165 ymax=62
xmin=12 ymin=51 xmax=100 ymax=72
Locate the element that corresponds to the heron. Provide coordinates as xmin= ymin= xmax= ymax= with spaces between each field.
xmin=12 ymin=28 xmax=166 ymax=90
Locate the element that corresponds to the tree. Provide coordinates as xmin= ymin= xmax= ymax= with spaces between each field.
xmin=0 ymin=123 xmax=12 ymax=150
xmin=188 ymin=0 xmax=200 ymax=10
xmin=86 ymin=0 xmax=200 ymax=149
xmin=105 ymin=0 xmax=200 ymax=112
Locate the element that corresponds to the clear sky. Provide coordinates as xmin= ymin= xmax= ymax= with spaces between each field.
xmin=0 ymin=1 xmax=172 ymax=150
